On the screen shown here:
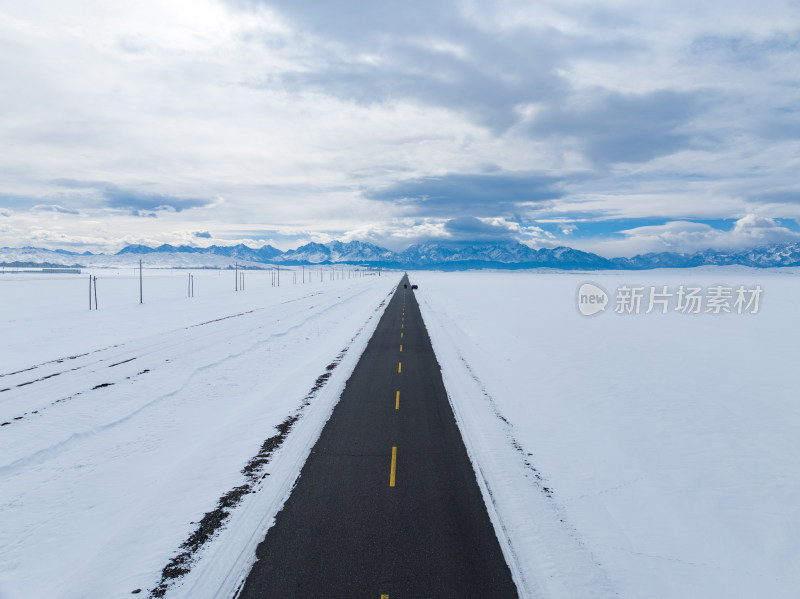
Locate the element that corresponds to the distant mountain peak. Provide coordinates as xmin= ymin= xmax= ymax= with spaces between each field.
xmin=7 ymin=240 xmax=800 ymax=270
xmin=116 ymin=244 xmax=157 ymax=255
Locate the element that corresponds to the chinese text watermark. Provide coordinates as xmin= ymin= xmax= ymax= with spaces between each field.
xmin=578 ymin=283 xmax=763 ymax=316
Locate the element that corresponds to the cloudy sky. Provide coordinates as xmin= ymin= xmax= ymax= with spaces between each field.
xmin=1 ymin=0 xmax=800 ymax=256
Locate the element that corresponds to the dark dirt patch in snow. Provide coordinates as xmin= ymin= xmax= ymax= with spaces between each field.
xmin=0 ymin=345 xmax=123 ymax=379
xmin=148 ymin=349 xmax=351 ymax=599
xmin=187 ymin=310 xmax=256 ymax=329
xmin=461 ymin=356 xmax=555 ymax=499
xmin=1 ymin=360 xmax=158 ymax=432
xmin=148 ymin=285 xmax=394 ymax=599
xmin=150 ymin=479 xmax=259 ymax=596
xmin=109 ymin=357 xmax=137 ymax=367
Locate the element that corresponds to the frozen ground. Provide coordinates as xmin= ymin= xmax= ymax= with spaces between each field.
xmin=0 ymin=268 xmax=399 ymax=599
xmin=412 ymin=268 xmax=800 ymax=599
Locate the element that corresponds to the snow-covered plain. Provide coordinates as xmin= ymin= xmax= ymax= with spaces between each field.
xmin=412 ymin=268 xmax=800 ymax=599
xmin=0 ymin=268 xmax=400 ymax=599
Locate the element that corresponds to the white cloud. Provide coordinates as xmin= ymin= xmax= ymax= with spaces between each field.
xmin=1 ymin=0 xmax=800 ymax=253
xmin=559 ymin=224 xmax=578 ymax=235
xmin=586 ymin=214 xmax=800 ymax=257
xmin=26 ymin=229 xmax=113 ymax=249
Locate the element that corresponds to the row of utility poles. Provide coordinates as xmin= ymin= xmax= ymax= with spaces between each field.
xmin=89 ymin=262 xmax=378 ymax=309
xmin=236 ymin=262 xmax=374 ymax=291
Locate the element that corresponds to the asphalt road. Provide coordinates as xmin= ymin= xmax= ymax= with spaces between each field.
xmin=238 ymin=275 xmax=518 ymax=598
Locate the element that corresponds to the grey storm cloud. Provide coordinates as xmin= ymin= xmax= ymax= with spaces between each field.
xmin=233 ymin=0 xmax=710 ymax=166
xmin=51 ymin=179 xmax=213 ymax=215
xmin=102 ymin=186 xmax=211 ymax=213
xmin=366 ymin=172 xmax=564 ymax=216
xmin=749 ymin=188 xmax=800 ymax=204
xmin=5 ymin=0 xmax=799 ymax=255
xmin=31 ymin=204 xmax=80 ymax=214
xmin=237 ymin=0 xmax=639 ymax=133
xmin=691 ymin=32 xmax=800 ymax=67
xmin=528 ymin=89 xmax=706 ymax=164
xmin=755 ymin=110 xmax=800 ymax=142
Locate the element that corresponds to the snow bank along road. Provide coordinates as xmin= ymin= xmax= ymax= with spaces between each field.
xmin=0 ymin=270 xmax=400 ymax=598
xmin=412 ymin=269 xmax=800 ymax=599
xmin=7 ymin=267 xmax=793 ymax=598
xmin=238 ymin=275 xmax=517 ymax=598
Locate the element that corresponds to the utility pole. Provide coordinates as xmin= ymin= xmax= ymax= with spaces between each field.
xmin=139 ymin=259 xmax=143 ymax=304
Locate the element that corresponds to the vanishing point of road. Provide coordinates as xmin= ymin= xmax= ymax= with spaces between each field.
xmin=238 ymin=274 xmax=518 ymax=598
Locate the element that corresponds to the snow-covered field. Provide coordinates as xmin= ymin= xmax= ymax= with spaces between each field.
xmin=412 ymin=268 xmax=800 ymax=599
xmin=0 ymin=268 xmax=400 ymax=599
xmin=4 ymin=266 xmax=798 ymax=599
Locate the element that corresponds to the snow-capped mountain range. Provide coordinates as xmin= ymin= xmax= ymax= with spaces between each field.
xmin=3 ymin=240 xmax=800 ymax=269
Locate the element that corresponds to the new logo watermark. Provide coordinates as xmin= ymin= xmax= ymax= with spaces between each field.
xmin=577 ymin=282 xmax=763 ymax=316
xmin=577 ymin=282 xmax=609 ymax=316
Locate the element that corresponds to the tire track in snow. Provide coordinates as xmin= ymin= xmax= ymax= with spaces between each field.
xmin=0 ymin=290 xmax=325 ymax=384
xmin=0 ymin=291 xmax=336 ymax=429
xmin=0 ymin=283 xmax=384 ymax=475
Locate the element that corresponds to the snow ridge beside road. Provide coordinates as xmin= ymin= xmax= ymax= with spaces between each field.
xmin=165 ymin=283 xmax=397 ymax=599
xmin=0 ymin=270 xmax=400 ymax=599
xmin=411 ymin=269 xmax=800 ymax=599
xmin=414 ymin=283 xmax=616 ymax=599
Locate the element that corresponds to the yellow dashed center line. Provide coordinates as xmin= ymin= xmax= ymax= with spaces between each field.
xmin=395 ymin=390 xmax=400 ymax=410
xmin=400 ymin=344 xmax=403 ymax=352
xmin=382 ymin=594 xmax=389 ymax=599
xmin=390 ymin=447 xmax=397 ymax=487
xmin=401 ymin=332 xmax=403 ymax=339
xmin=398 ymin=361 xmax=402 ymax=373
